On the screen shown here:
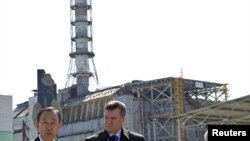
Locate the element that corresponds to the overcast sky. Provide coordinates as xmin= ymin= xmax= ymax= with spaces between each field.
xmin=0 ymin=0 xmax=249 ymax=109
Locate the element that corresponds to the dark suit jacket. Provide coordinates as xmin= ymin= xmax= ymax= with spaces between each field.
xmin=34 ymin=137 xmax=56 ymax=141
xmin=84 ymin=127 xmax=145 ymax=141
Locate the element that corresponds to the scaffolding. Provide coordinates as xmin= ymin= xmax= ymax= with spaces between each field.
xmin=172 ymin=77 xmax=185 ymax=141
xmin=127 ymin=77 xmax=228 ymax=141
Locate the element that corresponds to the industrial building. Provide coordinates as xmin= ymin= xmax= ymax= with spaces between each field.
xmin=12 ymin=0 xmax=250 ymax=141
xmin=13 ymin=76 xmax=250 ymax=141
xmin=58 ymin=77 xmax=229 ymax=141
xmin=0 ymin=94 xmax=13 ymax=141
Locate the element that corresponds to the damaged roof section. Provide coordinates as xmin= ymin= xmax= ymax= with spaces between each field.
xmin=63 ymin=86 xmax=122 ymax=107
xmin=13 ymin=101 xmax=29 ymax=118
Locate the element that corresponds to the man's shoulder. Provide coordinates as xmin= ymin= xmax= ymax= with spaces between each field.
xmin=85 ymin=130 xmax=106 ymax=141
xmin=30 ymin=137 xmax=40 ymax=141
xmin=127 ymin=130 xmax=144 ymax=137
xmin=126 ymin=130 xmax=145 ymax=141
xmin=85 ymin=133 xmax=99 ymax=141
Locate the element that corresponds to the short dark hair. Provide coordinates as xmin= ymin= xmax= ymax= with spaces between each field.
xmin=104 ymin=100 xmax=126 ymax=117
xmin=37 ymin=107 xmax=62 ymax=123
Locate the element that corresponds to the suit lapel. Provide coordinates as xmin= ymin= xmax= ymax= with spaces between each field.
xmin=34 ymin=137 xmax=40 ymax=141
xmin=120 ymin=127 xmax=130 ymax=141
xmin=99 ymin=130 xmax=110 ymax=141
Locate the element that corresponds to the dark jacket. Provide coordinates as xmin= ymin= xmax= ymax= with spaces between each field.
xmin=84 ymin=127 xmax=145 ymax=141
xmin=33 ymin=137 xmax=56 ymax=141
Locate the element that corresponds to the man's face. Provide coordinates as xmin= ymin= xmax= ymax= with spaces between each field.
xmin=104 ymin=108 xmax=125 ymax=134
xmin=36 ymin=111 xmax=61 ymax=141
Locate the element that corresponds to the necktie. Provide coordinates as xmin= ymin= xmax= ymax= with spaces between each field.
xmin=111 ymin=135 xmax=119 ymax=141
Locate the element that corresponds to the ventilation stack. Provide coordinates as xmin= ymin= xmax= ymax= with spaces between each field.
xmin=66 ymin=0 xmax=98 ymax=96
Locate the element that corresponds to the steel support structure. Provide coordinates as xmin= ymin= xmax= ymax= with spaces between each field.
xmin=127 ymin=77 xmax=228 ymax=141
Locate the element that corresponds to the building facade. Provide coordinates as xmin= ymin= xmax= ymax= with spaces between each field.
xmin=0 ymin=95 xmax=13 ymax=141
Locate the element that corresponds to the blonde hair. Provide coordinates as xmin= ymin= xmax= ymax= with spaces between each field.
xmin=104 ymin=100 xmax=126 ymax=117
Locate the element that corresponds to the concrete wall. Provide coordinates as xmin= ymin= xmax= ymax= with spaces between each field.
xmin=115 ymin=95 xmax=143 ymax=134
xmin=0 ymin=131 xmax=13 ymax=141
xmin=28 ymin=96 xmax=38 ymax=140
xmin=13 ymin=96 xmax=38 ymax=141
xmin=58 ymin=119 xmax=103 ymax=141
xmin=0 ymin=95 xmax=13 ymax=141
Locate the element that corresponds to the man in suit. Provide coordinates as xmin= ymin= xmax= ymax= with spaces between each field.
xmin=34 ymin=106 xmax=62 ymax=141
xmin=85 ymin=100 xmax=146 ymax=141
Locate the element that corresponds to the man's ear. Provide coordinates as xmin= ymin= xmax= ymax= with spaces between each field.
xmin=57 ymin=122 xmax=62 ymax=131
xmin=122 ymin=116 xmax=126 ymax=122
xmin=59 ymin=122 xmax=62 ymax=127
xmin=59 ymin=123 xmax=62 ymax=129
xmin=35 ymin=122 xmax=39 ymax=131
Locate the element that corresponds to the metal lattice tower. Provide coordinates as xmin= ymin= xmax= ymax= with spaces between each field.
xmin=65 ymin=0 xmax=99 ymax=92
